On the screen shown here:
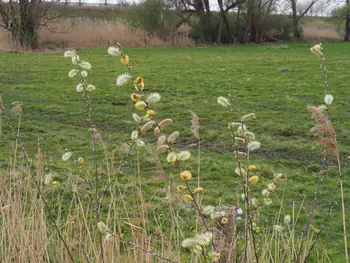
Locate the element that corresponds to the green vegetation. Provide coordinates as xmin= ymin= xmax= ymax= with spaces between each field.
xmin=1 ymin=43 xmax=349 ymax=261
xmin=54 ymin=5 xmax=127 ymax=21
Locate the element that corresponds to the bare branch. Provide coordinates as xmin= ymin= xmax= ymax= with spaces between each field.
xmin=297 ymin=0 xmax=319 ymax=20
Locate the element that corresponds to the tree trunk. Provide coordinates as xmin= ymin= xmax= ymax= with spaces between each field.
xmin=217 ymin=17 xmax=223 ymax=43
xmin=19 ymin=0 xmax=38 ymax=49
xmin=253 ymin=0 xmax=261 ymax=43
xmin=194 ymin=0 xmax=209 ymax=41
xmin=217 ymin=0 xmax=234 ymax=43
xmin=345 ymin=14 xmax=350 ymax=41
xmin=236 ymin=5 xmax=241 ymax=42
xmin=203 ymin=0 xmax=210 ymax=14
xmin=257 ymin=0 xmax=274 ymax=43
xmin=243 ymin=0 xmax=253 ymax=43
xmin=291 ymin=0 xmax=301 ymax=39
xmin=345 ymin=0 xmax=350 ymax=41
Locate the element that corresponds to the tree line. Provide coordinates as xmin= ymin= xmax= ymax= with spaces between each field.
xmin=0 ymin=0 xmax=348 ymax=49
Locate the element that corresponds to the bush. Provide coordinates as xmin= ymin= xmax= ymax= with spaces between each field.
xmin=263 ymin=15 xmax=294 ymax=41
xmin=125 ymin=0 xmax=177 ymax=38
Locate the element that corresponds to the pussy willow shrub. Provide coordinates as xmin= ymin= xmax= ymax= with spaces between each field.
xmin=64 ymin=43 xmax=292 ymax=262
xmin=59 ymin=43 xmax=348 ymax=262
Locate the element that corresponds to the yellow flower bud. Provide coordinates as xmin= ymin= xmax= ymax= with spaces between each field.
xmin=193 ymin=187 xmax=204 ymax=194
xmin=248 ymin=165 xmax=257 ymax=172
xmin=221 ymin=216 xmax=228 ymax=225
xmin=121 ymin=54 xmax=130 ymax=65
xmin=192 ymin=245 xmax=202 ymax=256
xmin=167 ymin=152 xmax=177 ymax=163
xmin=254 ymin=226 xmax=261 ymax=233
xmin=134 ymin=76 xmax=144 ymax=91
xmin=176 ymin=185 xmax=186 ymax=192
xmin=135 ymin=82 xmax=144 ymax=91
xmin=249 ymin=175 xmax=259 ymax=184
xmin=78 ymin=157 xmax=84 ymax=165
xmin=183 ymin=194 xmax=193 ymax=202
xmin=180 ymin=170 xmax=192 ymax=181
xmin=145 ymin=109 xmax=155 ymax=119
xmin=135 ymin=101 xmax=147 ymax=110
xmin=130 ymin=93 xmax=142 ymax=102
xmin=208 ymin=252 xmax=220 ymax=262
xmin=135 ymin=76 xmax=143 ymax=85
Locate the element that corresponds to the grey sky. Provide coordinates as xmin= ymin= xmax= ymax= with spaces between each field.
xmin=67 ymin=0 xmax=344 ymax=16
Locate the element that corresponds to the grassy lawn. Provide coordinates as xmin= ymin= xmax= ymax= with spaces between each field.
xmin=1 ymin=43 xmax=350 ymax=261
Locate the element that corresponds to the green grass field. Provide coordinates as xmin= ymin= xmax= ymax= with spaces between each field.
xmin=1 ymin=43 xmax=350 ymax=261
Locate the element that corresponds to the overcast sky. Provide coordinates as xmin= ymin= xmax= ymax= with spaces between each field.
xmin=66 ymin=0 xmax=344 ymax=16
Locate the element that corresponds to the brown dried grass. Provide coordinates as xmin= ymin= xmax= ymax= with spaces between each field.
xmin=303 ymin=20 xmax=341 ymax=41
xmin=0 ymin=18 xmax=194 ymax=51
xmin=0 ymin=148 xmax=181 ymax=262
xmin=0 ymin=29 xmax=13 ymax=51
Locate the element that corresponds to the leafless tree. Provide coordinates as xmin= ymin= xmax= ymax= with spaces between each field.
xmin=216 ymin=0 xmax=246 ymax=43
xmin=332 ymin=2 xmax=350 ymax=41
xmin=345 ymin=0 xmax=350 ymax=40
xmin=0 ymin=0 xmax=56 ymax=49
xmin=288 ymin=0 xmax=333 ymax=38
xmin=171 ymin=0 xmax=212 ymax=41
xmin=240 ymin=0 xmax=279 ymax=43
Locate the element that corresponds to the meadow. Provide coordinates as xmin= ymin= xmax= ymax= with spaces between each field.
xmin=0 ymin=43 xmax=349 ymax=262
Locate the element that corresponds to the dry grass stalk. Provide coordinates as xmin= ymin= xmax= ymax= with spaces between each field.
xmin=0 ymin=18 xmax=194 ymax=51
xmin=210 ymin=206 xmax=238 ymax=263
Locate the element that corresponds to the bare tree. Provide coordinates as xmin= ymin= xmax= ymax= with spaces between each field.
xmin=332 ymin=3 xmax=350 ymax=41
xmin=172 ymin=0 xmax=212 ymax=41
xmin=345 ymin=0 xmax=350 ymax=40
xmin=254 ymin=0 xmax=278 ymax=42
xmin=289 ymin=0 xmax=332 ymax=38
xmin=216 ymin=0 xmax=246 ymax=43
xmin=240 ymin=0 xmax=278 ymax=43
xmin=0 ymin=0 xmax=56 ymax=49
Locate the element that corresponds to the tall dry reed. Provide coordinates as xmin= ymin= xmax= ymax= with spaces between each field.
xmin=0 ymin=18 xmax=194 ymax=51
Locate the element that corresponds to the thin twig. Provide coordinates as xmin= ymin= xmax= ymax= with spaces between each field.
xmin=227 ymin=80 xmax=258 ymax=263
xmin=97 ymin=144 xmax=133 ymax=201
xmin=295 ymin=160 xmax=326 ymax=263
xmin=116 ymin=43 xmax=217 ymax=254
xmin=303 ymin=179 xmax=340 ymax=262
xmin=153 ymin=116 xmax=217 ymax=252
xmin=107 ymin=231 xmax=178 ymax=263
xmin=77 ymin=238 xmax=92 ymax=263
xmin=299 ymin=51 xmax=348 ymax=263
xmin=77 ymin=63 xmax=105 ymax=263
xmin=336 ymin=150 xmax=349 ymax=263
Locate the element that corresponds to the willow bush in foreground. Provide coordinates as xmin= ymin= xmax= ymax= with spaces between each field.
xmin=0 ymin=43 xmax=348 ymax=263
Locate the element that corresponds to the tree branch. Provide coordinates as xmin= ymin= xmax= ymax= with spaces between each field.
xmin=297 ymin=0 xmax=319 ymax=21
